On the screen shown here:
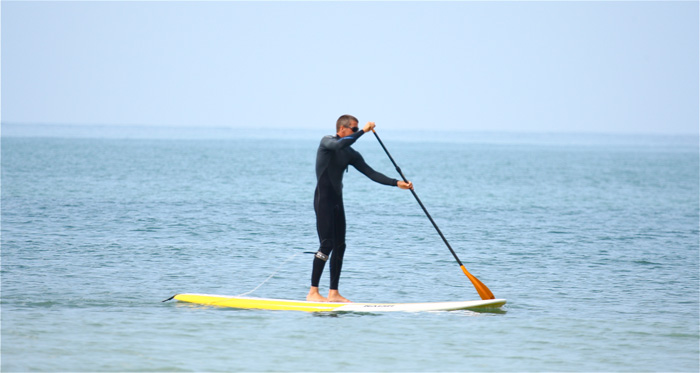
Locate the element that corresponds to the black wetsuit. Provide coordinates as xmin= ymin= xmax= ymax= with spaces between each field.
xmin=312 ymin=130 xmax=398 ymax=290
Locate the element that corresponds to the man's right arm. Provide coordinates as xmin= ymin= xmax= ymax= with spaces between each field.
xmin=320 ymin=130 xmax=365 ymax=151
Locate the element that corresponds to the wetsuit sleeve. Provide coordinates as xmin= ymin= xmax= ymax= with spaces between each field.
xmin=351 ymin=152 xmax=399 ymax=187
xmin=320 ymin=130 xmax=365 ymax=151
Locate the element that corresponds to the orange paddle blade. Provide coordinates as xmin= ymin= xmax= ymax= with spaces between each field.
xmin=461 ymin=265 xmax=495 ymax=300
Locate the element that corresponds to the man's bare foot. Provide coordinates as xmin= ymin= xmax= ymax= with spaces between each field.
xmin=327 ymin=290 xmax=351 ymax=303
xmin=306 ymin=286 xmax=329 ymax=302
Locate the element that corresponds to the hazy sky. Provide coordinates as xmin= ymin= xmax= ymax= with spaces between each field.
xmin=2 ymin=0 xmax=698 ymax=134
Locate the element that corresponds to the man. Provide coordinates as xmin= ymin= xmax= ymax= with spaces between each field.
xmin=307 ymin=115 xmax=413 ymax=303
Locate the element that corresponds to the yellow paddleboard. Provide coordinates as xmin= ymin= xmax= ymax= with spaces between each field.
xmin=168 ymin=293 xmax=506 ymax=312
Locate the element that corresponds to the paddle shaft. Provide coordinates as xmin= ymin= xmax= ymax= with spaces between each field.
xmin=372 ymin=132 xmax=462 ymax=265
xmin=372 ymin=129 xmax=495 ymax=300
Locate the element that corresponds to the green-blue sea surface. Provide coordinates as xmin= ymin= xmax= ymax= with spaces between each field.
xmin=2 ymin=125 xmax=698 ymax=372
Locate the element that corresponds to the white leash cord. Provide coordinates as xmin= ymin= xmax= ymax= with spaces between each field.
xmin=236 ymin=251 xmax=304 ymax=297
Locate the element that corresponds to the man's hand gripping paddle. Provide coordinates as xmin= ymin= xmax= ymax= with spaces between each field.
xmin=372 ymin=129 xmax=495 ymax=300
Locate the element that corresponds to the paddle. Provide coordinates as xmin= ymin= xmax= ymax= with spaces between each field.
xmin=371 ymin=129 xmax=496 ymax=300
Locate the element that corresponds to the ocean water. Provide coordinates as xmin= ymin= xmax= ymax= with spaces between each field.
xmin=2 ymin=124 xmax=698 ymax=372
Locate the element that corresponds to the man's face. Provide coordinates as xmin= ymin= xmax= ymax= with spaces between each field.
xmin=339 ymin=121 xmax=359 ymax=137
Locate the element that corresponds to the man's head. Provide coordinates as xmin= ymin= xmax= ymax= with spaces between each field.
xmin=336 ymin=114 xmax=359 ymax=133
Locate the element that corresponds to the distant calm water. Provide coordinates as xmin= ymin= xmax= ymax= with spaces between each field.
xmin=2 ymin=124 xmax=698 ymax=372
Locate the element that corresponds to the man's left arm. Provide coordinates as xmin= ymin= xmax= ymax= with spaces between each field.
xmin=351 ymin=152 xmax=414 ymax=189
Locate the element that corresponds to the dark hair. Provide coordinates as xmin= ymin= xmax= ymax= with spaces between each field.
xmin=336 ymin=114 xmax=359 ymax=132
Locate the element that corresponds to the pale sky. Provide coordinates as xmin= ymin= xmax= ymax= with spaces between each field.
xmin=2 ymin=0 xmax=698 ymax=134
